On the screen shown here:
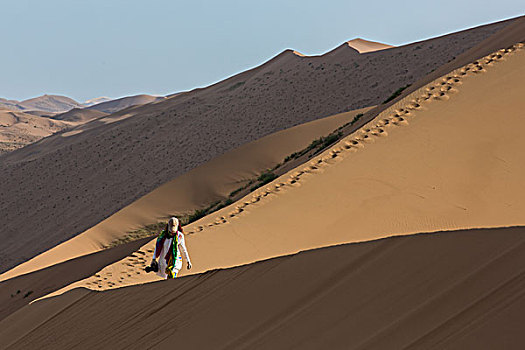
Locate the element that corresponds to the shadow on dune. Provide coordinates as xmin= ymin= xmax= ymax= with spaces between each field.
xmin=2 ymin=226 xmax=524 ymax=349
xmin=0 ymin=236 xmax=152 ymax=321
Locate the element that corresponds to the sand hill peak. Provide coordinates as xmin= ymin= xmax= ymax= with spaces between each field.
xmin=345 ymin=38 xmax=394 ymax=53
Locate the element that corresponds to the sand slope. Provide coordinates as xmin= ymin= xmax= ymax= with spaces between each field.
xmin=51 ymin=108 xmax=108 ymax=123
xmin=86 ymin=94 xmax=164 ymax=114
xmin=0 ymin=98 xmax=25 ymax=112
xmin=2 ymin=226 xmax=524 ymax=349
xmin=354 ymin=15 xmax=525 ymax=137
xmin=0 ymin=107 xmax=371 ymax=281
xmin=346 ymin=38 xmax=394 ymax=53
xmin=0 ymin=109 xmax=75 ymax=154
xmin=0 ymin=18 xmax=513 ymax=273
xmin=53 ymin=42 xmax=525 ymax=294
xmin=16 ymin=94 xmax=83 ymax=113
xmin=83 ymin=97 xmax=111 ymax=107
xmin=0 ymin=236 xmax=153 ymax=322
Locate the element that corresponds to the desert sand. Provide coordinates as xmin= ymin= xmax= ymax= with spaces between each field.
xmin=0 ymin=107 xmax=371 ymax=281
xmin=353 ymin=15 xmax=525 ymax=136
xmin=38 ymin=41 xmax=525 ymax=297
xmin=4 ymin=94 xmax=83 ymax=113
xmin=0 ymin=17 xmax=513 ymax=274
xmin=346 ymin=38 xmax=394 ymax=53
xmin=0 ymin=109 xmax=76 ymax=154
xmin=2 ymin=226 xmax=524 ymax=349
xmin=0 ymin=94 xmax=164 ymax=155
xmin=83 ymin=96 xmax=112 ymax=107
xmin=86 ymin=94 xmax=164 ymax=114
xmin=51 ymin=108 xmax=108 ymax=123
xmin=1 ymin=16 xmax=524 ymax=350
xmin=4 ymin=39 xmax=520 ymax=349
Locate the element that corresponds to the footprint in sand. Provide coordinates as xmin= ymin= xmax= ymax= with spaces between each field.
xmin=174 ymin=47 xmax=521 ymax=238
xmin=371 ymin=127 xmax=387 ymax=137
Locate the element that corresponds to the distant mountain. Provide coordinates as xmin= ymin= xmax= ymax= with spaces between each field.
xmin=0 ymin=95 xmax=83 ymax=114
xmin=87 ymin=94 xmax=164 ymax=114
xmin=1 ymin=94 xmax=164 ymax=115
xmin=0 ymin=98 xmax=25 ymax=112
xmin=18 ymin=94 xmax=83 ymax=113
xmin=0 ymin=109 xmax=73 ymax=154
xmin=0 ymin=94 xmax=164 ymax=155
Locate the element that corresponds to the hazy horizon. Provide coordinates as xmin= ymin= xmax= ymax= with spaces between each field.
xmin=2 ymin=1 xmax=523 ymax=102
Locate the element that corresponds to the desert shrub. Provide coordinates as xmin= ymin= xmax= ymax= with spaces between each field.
xmin=351 ymin=113 xmax=363 ymax=125
xmin=188 ymin=209 xmax=207 ymax=223
xmin=227 ymin=81 xmax=245 ymax=91
xmin=103 ymin=221 xmax=166 ymax=249
xmin=284 ymin=152 xmax=300 ymax=162
xmin=319 ymin=132 xmax=342 ymax=149
xmin=257 ymin=171 xmax=277 ymax=185
xmin=229 ymin=187 xmax=242 ymax=197
xmin=283 ymin=131 xmax=343 ymax=163
xmin=383 ymin=84 xmax=411 ymax=104
xmin=215 ymin=198 xmax=233 ymax=211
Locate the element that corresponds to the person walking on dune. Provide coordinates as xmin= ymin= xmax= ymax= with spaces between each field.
xmin=146 ymin=217 xmax=192 ymax=279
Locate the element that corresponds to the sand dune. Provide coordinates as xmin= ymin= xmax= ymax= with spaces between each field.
xmin=353 ymin=15 xmax=525 ymax=137
xmin=298 ymin=38 xmax=393 ymax=59
xmin=2 ymin=226 xmax=524 ymax=349
xmin=0 ymin=94 xmax=163 ymax=155
xmin=346 ymin=38 xmax=394 ymax=53
xmin=49 ymin=42 xmax=525 ymax=295
xmin=86 ymin=94 xmax=164 ymax=114
xmin=0 ymin=236 xmax=153 ymax=321
xmin=1 ymin=18 xmax=524 ymax=349
xmin=0 ymin=107 xmax=371 ymax=281
xmin=51 ymin=108 xmax=108 ymax=123
xmin=0 ymin=98 xmax=25 ymax=112
xmin=0 ymin=109 xmax=75 ymax=154
xmin=0 ymin=17 xmax=514 ymax=274
xmin=83 ymin=96 xmax=111 ymax=107
xmin=16 ymin=94 xmax=83 ymax=113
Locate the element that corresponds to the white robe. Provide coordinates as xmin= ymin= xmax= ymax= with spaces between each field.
xmin=154 ymin=231 xmax=191 ymax=279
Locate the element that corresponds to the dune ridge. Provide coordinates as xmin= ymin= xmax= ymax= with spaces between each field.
xmin=15 ymin=94 xmax=83 ymax=113
xmin=86 ymin=94 xmax=164 ymax=114
xmin=41 ymin=42 xmax=525 ymax=296
xmin=0 ymin=109 xmax=76 ymax=154
xmin=345 ymin=38 xmax=394 ymax=53
xmin=3 ymin=226 xmax=525 ymax=349
xmin=353 ymin=15 xmax=525 ymax=137
xmin=0 ymin=107 xmax=371 ymax=282
xmin=1 ymin=20 xmax=524 ymax=349
xmin=179 ymin=43 xmax=525 ymax=236
xmin=51 ymin=108 xmax=108 ymax=123
xmin=0 ymin=18 xmax=514 ymax=274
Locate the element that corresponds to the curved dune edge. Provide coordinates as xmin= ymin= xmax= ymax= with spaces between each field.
xmin=38 ymin=43 xmax=525 ymax=298
xmin=1 ymin=107 xmax=371 ymax=282
xmin=346 ymin=38 xmax=395 ymax=53
xmin=6 ymin=227 xmax=525 ymax=349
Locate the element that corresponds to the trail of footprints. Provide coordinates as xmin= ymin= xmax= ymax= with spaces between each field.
xmin=84 ymin=249 xmax=154 ymax=289
xmin=185 ymin=44 xmax=523 ymax=234
xmin=83 ymin=43 xmax=522 ymax=290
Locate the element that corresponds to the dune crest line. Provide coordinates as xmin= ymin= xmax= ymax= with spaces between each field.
xmin=188 ymin=43 xmax=524 ymax=234
xmin=41 ymin=42 xmax=525 ymax=296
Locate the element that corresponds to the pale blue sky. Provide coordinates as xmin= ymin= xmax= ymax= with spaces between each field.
xmin=1 ymin=0 xmax=522 ymax=102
